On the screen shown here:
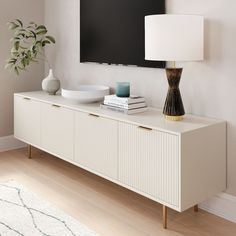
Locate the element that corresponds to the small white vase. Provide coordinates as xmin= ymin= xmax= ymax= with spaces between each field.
xmin=42 ymin=69 xmax=60 ymax=95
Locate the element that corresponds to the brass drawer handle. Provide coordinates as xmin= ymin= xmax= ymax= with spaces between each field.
xmin=89 ymin=113 xmax=100 ymax=118
xmin=138 ymin=126 xmax=153 ymax=131
xmin=52 ymin=104 xmax=61 ymax=108
xmin=23 ymin=97 xmax=31 ymax=100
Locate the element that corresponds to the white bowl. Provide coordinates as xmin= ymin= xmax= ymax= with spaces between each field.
xmin=61 ymin=85 xmax=110 ymax=103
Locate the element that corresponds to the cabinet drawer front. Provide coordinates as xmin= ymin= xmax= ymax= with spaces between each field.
xmin=119 ymin=122 xmax=180 ymax=207
xmin=41 ymin=103 xmax=74 ymax=160
xmin=14 ymin=96 xmax=41 ymax=146
xmin=75 ymin=112 xmax=118 ymax=179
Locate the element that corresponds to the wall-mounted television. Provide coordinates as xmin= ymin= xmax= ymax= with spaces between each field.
xmin=80 ymin=0 xmax=165 ymax=68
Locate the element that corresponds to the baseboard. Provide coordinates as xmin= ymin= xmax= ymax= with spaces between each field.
xmin=200 ymin=193 xmax=236 ymax=223
xmin=0 ymin=135 xmax=26 ymax=152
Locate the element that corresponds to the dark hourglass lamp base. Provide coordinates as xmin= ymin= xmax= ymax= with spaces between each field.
xmin=163 ymin=68 xmax=185 ymax=121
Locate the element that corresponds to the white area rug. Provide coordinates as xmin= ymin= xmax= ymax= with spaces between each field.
xmin=0 ymin=181 xmax=98 ymax=236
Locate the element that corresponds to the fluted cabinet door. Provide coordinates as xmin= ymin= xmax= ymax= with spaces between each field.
xmin=118 ymin=122 xmax=180 ymax=207
xmin=14 ymin=96 xmax=41 ymax=146
xmin=75 ymin=112 xmax=118 ymax=180
xmin=41 ymin=103 xmax=74 ymax=161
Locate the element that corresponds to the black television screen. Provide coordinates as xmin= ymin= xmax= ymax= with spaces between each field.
xmin=80 ymin=0 xmax=165 ymax=68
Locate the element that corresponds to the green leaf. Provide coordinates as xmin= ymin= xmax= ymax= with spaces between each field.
xmin=5 ymin=63 xmax=15 ymax=69
xmin=31 ymin=45 xmax=36 ymax=53
xmin=8 ymin=22 xmax=19 ymax=30
xmin=29 ymin=22 xmax=37 ymax=28
xmin=19 ymin=45 xmax=28 ymax=50
xmin=42 ymin=40 xmax=51 ymax=47
xmin=31 ymin=58 xmax=38 ymax=63
xmin=35 ymin=40 xmax=42 ymax=46
xmin=17 ymin=33 xmax=25 ymax=38
xmin=14 ymin=41 xmax=20 ymax=50
xmin=36 ymin=29 xmax=47 ymax=35
xmin=10 ymin=51 xmax=18 ymax=57
xmin=17 ymin=28 xmax=26 ymax=33
xmin=5 ymin=58 xmax=17 ymax=69
xmin=45 ymin=35 xmax=56 ymax=44
xmin=10 ymin=36 xmax=20 ymax=42
xmin=29 ymin=30 xmax=37 ymax=39
xmin=15 ymin=19 xmax=23 ymax=27
xmin=14 ymin=67 xmax=19 ymax=75
xmin=21 ymin=58 xmax=26 ymax=67
xmin=36 ymin=25 xmax=47 ymax=31
xmin=27 ymin=50 xmax=31 ymax=57
xmin=18 ymin=65 xmax=26 ymax=71
xmin=7 ymin=58 xmax=17 ymax=64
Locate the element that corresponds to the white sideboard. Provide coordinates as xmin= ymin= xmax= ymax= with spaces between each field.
xmin=14 ymin=91 xmax=226 ymax=228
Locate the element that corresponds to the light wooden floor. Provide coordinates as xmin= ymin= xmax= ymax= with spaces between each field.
xmin=0 ymin=148 xmax=235 ymax=236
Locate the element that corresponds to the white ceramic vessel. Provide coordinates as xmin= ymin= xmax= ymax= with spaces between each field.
xmin=61 ymin=85 xmax=110 ymax=103
xmin=42 ymin=69 xmax=60 ymax=95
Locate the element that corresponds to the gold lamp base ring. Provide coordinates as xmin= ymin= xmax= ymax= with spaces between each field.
xmin=165 ymin=115 xmax=184 ymax=121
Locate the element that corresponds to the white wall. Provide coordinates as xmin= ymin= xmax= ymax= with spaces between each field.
xmin=45 ymin=0 xmax=236 ymax=196
xmin=0 ymin=0 xmax=45 ymax=136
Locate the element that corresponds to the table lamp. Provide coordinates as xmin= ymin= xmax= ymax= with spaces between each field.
xmin=145 ymin=14 xmax=204 ymax=121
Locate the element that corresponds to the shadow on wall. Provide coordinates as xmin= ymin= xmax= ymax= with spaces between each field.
xmin=204 ymin=18 xmax=223 ymax=63
xmin=183 ymin=17 xmax=224 ymax=117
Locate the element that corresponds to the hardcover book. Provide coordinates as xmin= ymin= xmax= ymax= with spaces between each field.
xmin=100 ymin=103 xmax=148 ymax=115
xmin=104 ymin=95 xmax=145 ymax=105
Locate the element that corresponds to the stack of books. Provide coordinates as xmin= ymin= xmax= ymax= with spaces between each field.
xmin=101 ymin=95 xmax=148 ymax=115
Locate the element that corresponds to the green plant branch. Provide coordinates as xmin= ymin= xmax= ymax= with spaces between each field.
xmin=6 ymin=19 xmax=55 ymax=75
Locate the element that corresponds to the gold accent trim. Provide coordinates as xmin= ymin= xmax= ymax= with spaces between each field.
xmin=52 ymin=104 xmax=61 ymax=108
xmin=28 ymin=145 xmax=32 ymax=159
xmin=165 ymin=115 xmax=184 ymax=121
xmin=194 ymin=204 xmax=199 ymax=212
xmin=89 ymin=113 xmax=100 ymax=118
xmin=163 ymin=205 xmax=168 ymax=229
xmin=173 ymin=61 xmax=176 ymax=68
xmin=138 ymin=126 xmax=153 ymax=131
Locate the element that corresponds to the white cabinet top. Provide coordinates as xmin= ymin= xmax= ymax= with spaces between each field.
xmin=15 ymin=91 xmax=225 ymax=135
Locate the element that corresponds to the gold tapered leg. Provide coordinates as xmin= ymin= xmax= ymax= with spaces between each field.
xmin=28 ymin=145 xmax=32 ymax=159
xmin=194 ymin=204 xmax=198 ymax=212
xmin=163 ymin=205 xmax=168 ymax=229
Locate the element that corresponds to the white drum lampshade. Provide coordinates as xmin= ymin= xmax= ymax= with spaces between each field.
xmin=145 ymin=14 xmax=204 ymax=62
